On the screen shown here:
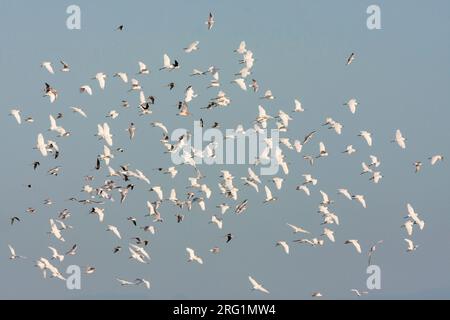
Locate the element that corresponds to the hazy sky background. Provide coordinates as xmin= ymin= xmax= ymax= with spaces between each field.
xmin=1 ymin=0 xmax=450 ymax=299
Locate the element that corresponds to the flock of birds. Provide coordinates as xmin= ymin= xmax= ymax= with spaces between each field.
xmin=5 ymin=12 xmax=446 ymax=298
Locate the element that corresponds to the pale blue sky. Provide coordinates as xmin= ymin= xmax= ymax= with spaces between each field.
xmin=1 ymin=0 xmax=450 ymax=299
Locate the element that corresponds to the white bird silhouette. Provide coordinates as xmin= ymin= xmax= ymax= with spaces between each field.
xmin=338 ymin=189 xmax=352 ymax=200
xmin=8 ymin=245 xmax=26 ymax=260
xmin=107 ymin=225 xmax=122 ymax=239
xmin=352 ymin=195 xmax=367 ymax=209
xmin=48 ymin=247 xmax=64 ymax=262
xmin=294 ymin=99 xmax=305 ymax=112
xmin=287 ymin=223 xmax=310 ymax=234
xmin=206 ymin=13 xmax=215 ymax=30
xmin=322 ymin=228 xmax=335 ymax=242
xmin=186 ymin=248 xmax=203 ymax=265
xmin=248 ymin=276 xmax=269 ymax=294
xmin=71 ymin=107 xmax=87 ymax=118
xmin=345 ymin=240 xmax=362 ymax=254
xmin=358 ymin=131 xmax=372 ymax=146
xmin=430 ymin=155 xmax=444 ymax=165
xmin=49 ymin=219 xmax=65 ymax=242
xmin=94 ymin=72 xmax=107 ymax=90
xmin=184 ymin=41 xmax=200 ymax=53
xmin=344 ymin=98 xmax=358 ymax=114
xmin=41 ymin=61 xmax=54 ymax=74
xmin=80 ymin=85 xmax=93 ymax=96
xmin=263 ymin=185 xmax=277 ymax=203
xmin=138 ymin=61 xmax=150 ymax=75
xmin=113 ymin=72 xmax=129 ymax=83
xmin=405 ymin=239 xmax=418 ymax=252
xmin=10 ymin=109 xmax=21 ymax=124
xmin=276 ymin=241 xmax=290 ymax=254
xmin=393 ymin=129 xmax=406 ymax=149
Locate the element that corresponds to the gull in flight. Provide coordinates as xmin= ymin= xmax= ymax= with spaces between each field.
xmin=138 ymin=61 xmax=150 ymax=75
xmin=234 ymin=41 xmax=247 ymax=54
xmin=44 ymin=83 xmax=58 ymax=103
xmin=71 ymin=107 xmax=87 ymax=118
xmin=209 ymin=215 xmax=223 ymax=230
xmin=402 ymin=220 xmax=414 ymax=237
xmin=369 ymin=155 xmax=381 ymax=168
xmin=184 ymin=41 xmax=200 ymax=53
xmin=93 ymin=72 xmax=107 ymax=90
xmin=352 ymin=195 xmax=367 ymax=209
xmin=250 ymin=79 xmax=259 ymax=92
xmin=206 ymin=13 xmax=215 ymax=30
xmin=358 ymin=131 xmax=372 ymax=146
xmin=345 ymin=240 xmax=362 ymax=254
xmin=113 ymin=72 xmax=128 ymax=83
xmin=186 ymin=248 xmax=203 ymax=265
xmin=370 ymin=171 xmax=383 ymax=184
xmin=261 ymin=90 xmax=275 ymax=100
xmin=217 ymin=203 xmax=230 ymax=215
xmin=41 ymin=61 xmax=54 ymax=74
xmin=297 ymin=185 xmax=310 ymax=196
xmin=271 ymin=177 xmax=284 ymax=190
xmin=322 ymin=228 xmax=335 ymax=243
xmin=10 ymin=109 xmax=21 ymax=124
xmin=343 ymin=145 xmax=356 ymax=155
xmin=248 ymin=276 xmax=269 ymax=294
xmin=36 ymin=133 xmax=48 ymax=157
xmin=80 ymin=85 xmax=93 ymax=96
xmin=160 ymin=54 xmax=179 ymax=71
xmin=344 ymin=98 xmax=358 ymax=114
xmin=346 ymin=53 xmax=356 ymax=65
xmin=231 ymin=78 xmax=247 ymax=91
xmin=97 ymin=123 xmax=113 ymax=146
xmin=117 ymin=279 xmax=137 ymax=286
xmin=351 ymin=289 xmax=369 ymax=297
xmin=294 ymin=99 xmax=305 ymax=112
xmin=48 ymin=247 xmax=64 ymax=262
xmin=8 ymin=245 xmax=26 ymax=260
xmin=429 ymin=155 xmax=444 ymax=165
xmin=287 ymin=223 xmax=310 ymax=234
xmin=316 ymin=142 xmax=328 ymax=158
xmin=107 ymin=225 xmax=122 ymax=239
xmin=368 ymin=240 xmax=383 ymax=266
xmin=276 ymin=241 xmax=290 ymax=254
xmin=60 ymin=60 xmax=70 ymax=72
xmin=135 ymin=278 xmax=151 ymax=289
xmin=90 ymin=207 xmax=105 ymax=222
xmin=405 ymin=239 xmax=418 ymax=252
xmin=393 ymin=129 xmax=406 ymax=149
xmin=303 ymin=174 xmax=318 ymax=186
xmin=150 ymin=186 xmax=164 ymax=201
xmin=49 ymin=219 xmax=65 ymax=242
xmin=263 ymin=185 xmax=277 ymax=203
xmin=414 ymin=161 xmax=422 ymax=173
xmin=406 ymin=203 xmax=425 ymax=230
xmin=320 ymin=190 xmax=333 ymax=206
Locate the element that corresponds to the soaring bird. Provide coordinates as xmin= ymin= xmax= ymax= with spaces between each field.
xmin=248 ymin=276 xmax=269 ymax=294
xmin=405 ymin=239 xmax=418 ymax=252
xmin=344 ymin=240 xmax=362 ymax=254
xmin=186 ymin=248 xmax=203 ymax=265
xmin=8 ymin=245 xmax=26 ymax=260
xmin=344 ymin=98 xmax=358 ymax=114
xmin=206 ymin=13 xmax=215 ymax=30
xmin=276 ymin=241 xmax=289 ymax=254
xmin=393 ymin=129 xmax=407 ymax=149
xmin=346 ymin=53 xmax=356 ymax=65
